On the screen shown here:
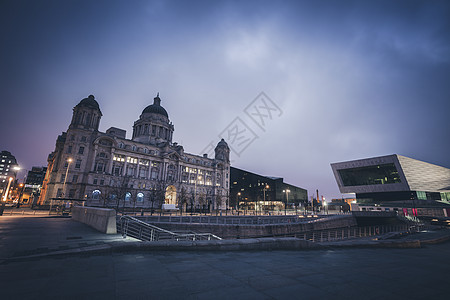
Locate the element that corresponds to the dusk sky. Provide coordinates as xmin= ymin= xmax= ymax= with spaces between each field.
xmin=1 ymin=0 xmax=449 ymax=200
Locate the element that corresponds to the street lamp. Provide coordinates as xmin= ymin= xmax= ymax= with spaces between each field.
xmin=62 ymin=158 xmax=73 ymax=198
xmin=237 ymin=192 xmax=241 ymax=214
xmin=263 ymin=185 xmax=269 ymax=215
xmin=323 ymin=200 xmax=328 ymax=215
xmin=50 ymin=158 xmax=72 ymax=214
xmin=2 ymin=177 xmax=13 ymax=202
xmin=283 ymin=189 xmax=290 ymax=215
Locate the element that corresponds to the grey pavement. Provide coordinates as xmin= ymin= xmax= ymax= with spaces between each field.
xmin=1 ymin=215 xmax=450 ymax=299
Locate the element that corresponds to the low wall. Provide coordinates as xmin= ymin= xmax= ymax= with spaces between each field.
xmin=144 ymin=215 xmax=357 ymax=239
xmin=72 ymin=206 xmax=117 ymax=234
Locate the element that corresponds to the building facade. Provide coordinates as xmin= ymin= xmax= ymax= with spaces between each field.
xmin=230 ymin=167 xmax=308 ymax=211
xmin=0 ymin=150 xmax=19 ymax=201
xmin=38 ymin=94 xmax=231 ymax=210
xmin=331 ymin=154 xmax=450 ymax=205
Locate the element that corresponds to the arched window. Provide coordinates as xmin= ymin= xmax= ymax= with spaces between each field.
xmin=119 ymin=143 xmax=124 ymax=149
xmin=125 ymin=192 xmax=131 ymax=201
xmin=132 ymin=145 xmax=137 ymax=151
xmin=92 ymin=190 xmax=101 ymax=200
xmin=137 ymin=192 xmax=144 ymax=202
xmin=144 ymin=148 xmax=148 ymax=154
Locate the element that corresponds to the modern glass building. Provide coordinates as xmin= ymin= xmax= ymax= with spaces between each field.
xmin=331 ymin=154 xmax=450 ymax=205
xmin=230 ymin=167 xmax=308 ymax=211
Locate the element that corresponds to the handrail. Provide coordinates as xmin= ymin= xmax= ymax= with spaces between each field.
xmin=119 ymin=215 xmax=222 ymax=241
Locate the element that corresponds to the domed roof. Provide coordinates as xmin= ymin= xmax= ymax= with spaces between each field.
xmin=217 ymin=138 xmax=229 ymax=148
xmin=142 ymin=94 xmax=168 ymax=118
xmin=77 ymin=95 xmax=100 ymax=110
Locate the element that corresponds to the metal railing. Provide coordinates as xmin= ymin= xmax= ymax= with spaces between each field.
xmin=135 ymin=214 xmax=352 ymax=225
xmin=119 ymin=215 xmax=222 ymax=241
xmin=295 ymin=224 xmax=426 ymax=243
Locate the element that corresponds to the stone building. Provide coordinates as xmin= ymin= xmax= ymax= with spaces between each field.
xmin=38 ymin=94 xmax=231 ymax=211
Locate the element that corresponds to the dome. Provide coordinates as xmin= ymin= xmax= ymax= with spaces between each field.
xmin=142 ymin=94 xmax=169 ymax=118
xmin=77 ymin=95 xmax=100 ymax=110
xmin=217 ymin=138 xmax=229 ymax=148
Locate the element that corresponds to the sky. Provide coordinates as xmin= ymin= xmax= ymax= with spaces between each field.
xmin=1 ymin=0 xmax=449 ymax=200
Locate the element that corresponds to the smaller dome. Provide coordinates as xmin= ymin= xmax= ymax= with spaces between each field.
xmin=142 ymin=94 xmax=169 ymax=118
xmin=217 ymin=138 xmax=229 ymax=148
xmin=77 ymin=95 xmax=100 ymax=110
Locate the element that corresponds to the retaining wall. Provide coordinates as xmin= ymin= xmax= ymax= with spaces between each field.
xmin=145 ymin=215 xmax=357 ymax=239
xmin=72 ymin=206 xmax=117 ymax=234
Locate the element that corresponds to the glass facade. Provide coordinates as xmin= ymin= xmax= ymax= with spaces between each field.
xmin=338 ymin=163 xmax=401 ymax=187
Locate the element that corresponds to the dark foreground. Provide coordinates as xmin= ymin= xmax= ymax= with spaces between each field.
xmin=1 ymin=216 xmax=449 ymax=299
xmin=1 ymin=242 xmax=449 ymax=299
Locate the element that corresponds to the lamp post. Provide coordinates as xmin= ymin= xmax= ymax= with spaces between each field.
xmin=323 ymin=200 xmax=328 ymax=215
xmin=237 ymin=192 xmax=241 ymax=215
xmin=51 ymin=158 xmax=72 ymax=214
xmin=2 ymin=177 xmax=13 ymax=202
xmin=263 ymin=185 xmax=269 ymax=215
xmin=283 ymin=189 xmax=290 ymax=215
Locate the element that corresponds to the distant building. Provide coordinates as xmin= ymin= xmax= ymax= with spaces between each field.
xmin=331 ymin=154 xmax=450 ymax=206
xmin=26 ymin=167 xmax=47 ymax=186
xmin=0 ymin=150 xmax=18 ymax=185
xmin=22 ymin=167 xmax=47 ymax=206
xmin=38 ymin=94 xmax=230 ymax=210
xmin=230 ymin=166 xmax=308 ymax=211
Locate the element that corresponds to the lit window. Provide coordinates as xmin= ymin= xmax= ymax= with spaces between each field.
xmin=92 ymin=190 xmax=101 ymax=200
xmin=127 ymin=157 xmax=138 ymax=164
xmin=125 ymin=192 xmax=131 ymax=201
xmin=137 ymin=192 xmax=144 ymax=202
xmin=113 ymin=154 xmax=125 ymax=162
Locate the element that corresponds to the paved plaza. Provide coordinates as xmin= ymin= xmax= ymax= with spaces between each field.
xmin=1 ymin=214 xmax=449 ymax=299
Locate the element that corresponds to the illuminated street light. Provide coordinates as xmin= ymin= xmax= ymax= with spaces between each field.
xmin=2 ymin=177 xmax=13 ymax=202
xmin=50 ymin=158 xmax=72 ymax=214
xmin=263 ymin=185 xmax=269 ymax=215
xmin=283 ymin=189 xmax=290 ymax=215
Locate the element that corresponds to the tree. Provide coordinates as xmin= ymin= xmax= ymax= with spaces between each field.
xmin=178 ymin=186 xmax=188 ymax=215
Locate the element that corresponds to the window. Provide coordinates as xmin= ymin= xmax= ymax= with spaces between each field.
xmin=127 ymin=157 xmax=138 ymax=164
xmin=113 ymin=165 xmax=122 ymax=176
xmin=100 ymin=179 xmax=104 ymax=185
xmin=338 ymin=163 xmax=401 ymax=187
xmin=81 ymin=136 xmax=87 ymax=142
xmin=95 ymin=162 xmax=105 ymax=172
xmin=151 ymin=168 xmax=159 ymax=180
xmin=92 ymin=190 xmax=101 ymax=200
xmin=125 ymin=192 xmax=131 ymax=201
xmin=56 ymin=188 xmax=63 ymax=197
xmin=60 ymin=174 xmax=65 ymax=182
xmin=67 ymin=145 xmax=72 ymax=154
xmin=68 ymin=189 xmax=76 ymax=198
xmin=132 ymin=145 xmax=137 ymax=151
xmin=70 ymin=135 xmax=75 ymax=141
xmin=139 ymin=159 xmax=149 ymax=166
xmin=119 ymin=143 xmax=124 ymax=149
xmin=144 ymin=148 xmax=148 ymax=154
xmin=127 ymin=166 xmax=135 ymax=176
xmin=75 ymin=159 xmax=82 ymax=169
xmin=78 ymin=146 xmax=85 ymax=155
xmin=113 ymin=154 xmax=125 ymax=162
xmin=137 ymin=192 xmax=144 ymax=202
xmin=93 ymin=178 xmax=98 ymax=185
xmin=99 ymin=152 xmax=106 ymax=158
xmin=72 ymin=175 xmax=78 ymax=183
